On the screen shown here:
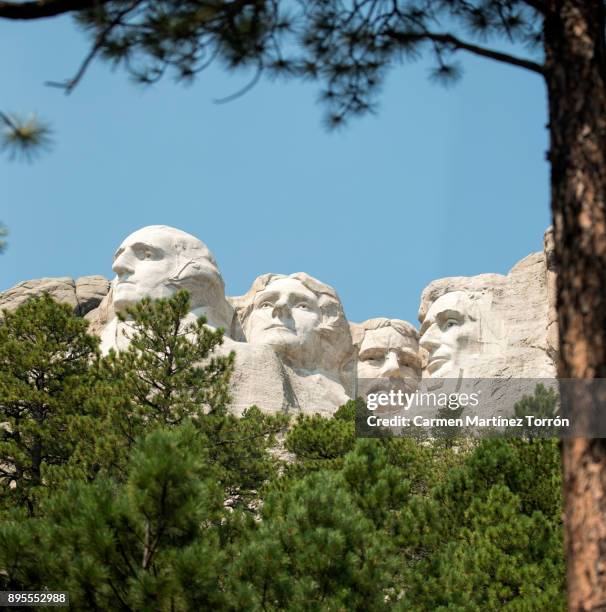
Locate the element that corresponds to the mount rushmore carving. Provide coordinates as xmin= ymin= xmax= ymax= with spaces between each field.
xmin=0 ymin=224 xmax=558 ymax=416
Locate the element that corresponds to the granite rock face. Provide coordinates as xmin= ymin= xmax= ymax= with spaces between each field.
xmin=1 ymin=225 xmax=559 ymax=418
xmin=231 ymin=271 xmax=356 ymax=417
xmin=351 ymin=318 xmax=421 ymax=398
xmin=90 ymin=227 xmax=356 ymax=418
xmin=417 ymin=249 xmax=556 ymax=379
xmin=0 ymin=275 xmax=110 ymax=316
xmin=96 ymin=225 xmax=235 ymax=354
xmin=75 ymin=276 xmax=112 ymax=315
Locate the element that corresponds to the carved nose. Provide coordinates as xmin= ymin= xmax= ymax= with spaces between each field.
xmin=271 ymin=299 xmax=290 ymax=318
xmin=379 ymin=351 xmax=401 ymax=378
xmin=113 ymin=252 xmax=134 ymax=277
xmin=419 ymin=326 xmax=440 ymax=353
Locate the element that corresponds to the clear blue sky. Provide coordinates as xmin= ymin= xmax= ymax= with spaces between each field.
xmin=0 ymin=14 xmax=550 ymax=325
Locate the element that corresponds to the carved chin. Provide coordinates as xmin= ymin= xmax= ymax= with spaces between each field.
xmin=114 ymin=283 xmax=173 ymax=311
xmin=113 ymin=285 xmax=159 ymax=312
xmin=113 ymin=287 xmax=142 ymax=311
xmin=255 ymin=328 xmax=300 ymax=348
xmin=426 ymin=358 xmax=454 ymax=378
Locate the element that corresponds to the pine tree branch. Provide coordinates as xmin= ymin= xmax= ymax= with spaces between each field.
xmin=46 ymin=0 xmax=143 ymax=93
xmin=0 ymin=0 xmax=112 ymax=20
xmin=387 ymin=30 xmax=545 ymax=76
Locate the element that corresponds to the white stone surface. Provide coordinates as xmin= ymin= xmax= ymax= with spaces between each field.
xmin=351 ymin=318 xmax=421 ymax=395
xmin=232 ymin=272 xmax=356 ymax=416
xmin=3 ymin=224 xmax=559 ymax=418
xmin=94 ymin=225 xmax=236 ymax=353
xmin=418 ymin=250 xmax=556 ymax=379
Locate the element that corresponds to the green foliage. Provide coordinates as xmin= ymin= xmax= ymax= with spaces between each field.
xmin=0 ymin=295 xmax=99 ymax=515
xmin=0 ymin=111 xmax=53 ymax=162
xmin=515 ymin=383 xmax=559 ymax=437
xmin=106 ymin=290 xmax=234 ymax=429
xmin=341 ymin=438 xmax=410 ymax=531
xmin=400 ymin=484 xmax=565 ymax=611
xmin=73 ymin=291 xmax=228 ymax=479
xmin=5 ymin=424 xmax=228 ymax=609
xmin=515 ymin=384 xmax=559 ymax=421
xmin=399 ymin=436 xmax=565 ymax=610
xmin=200 ymin=405 xmax=288 ymax=510
xmin=273 ymin=404 xmax=564 ymax=608
xmin=74 ymin=1 xmax=284 ymax=85
xmin=0 ymin=297 xmax=564 ymax=607
xmin=284 ymin=400 xmax=468 ymax=495
xmin=234 ymin=467 xmax=394 ymax=611
xmin=89 ymin=291 xmax=286 ymax=504
xmin=284 ymin=400 xmax=357 ymax=474
xmin=0 ymin=511 xmax=46 ymax=591
xmin=70 ymin=1 xmax=543 ymax=126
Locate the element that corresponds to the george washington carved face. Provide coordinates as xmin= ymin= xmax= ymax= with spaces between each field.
xmin=112 ymin=225 xmax=222 ymax=313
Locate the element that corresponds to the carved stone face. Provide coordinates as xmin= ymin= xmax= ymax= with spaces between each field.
xmin=419 ymin=291 xmax=481 ymax=378
xmin=112 ymin=225 xmax=219 ymax=313
xmin=245 ymin=277 xmax=322 ymax=360
xmin=357 ymin=326 xmax=419 ymax=382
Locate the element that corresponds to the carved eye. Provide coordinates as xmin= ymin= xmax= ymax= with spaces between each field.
xmin=296 ymin=302 xmax=309 ymax=310
xmin=445 ymin=318 xmax=459 ymax=329
xmin=134 ymin=247 xmax=150 ymax=260
xmin=259 ymin=302 xmax=273 ymax=309
xmin=362 ymin=350 xmax=385 ymax=363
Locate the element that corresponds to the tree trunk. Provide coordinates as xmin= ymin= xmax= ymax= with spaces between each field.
xmin=544 ymin=2 xmax=606 ymax=610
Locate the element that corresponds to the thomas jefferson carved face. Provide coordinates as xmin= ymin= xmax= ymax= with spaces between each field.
xmin=245 ymin=277 xmax=322 ymax=359
xmin=419 ymin=291 xmax=481 ymax=378
xmin=112 ymin=225 xmax=221 ymax=313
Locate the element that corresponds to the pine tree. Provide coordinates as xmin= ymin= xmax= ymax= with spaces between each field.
xmin=68 ymin=290 xmax=286 ymax=505
xmin=100 ymin=292 xmax=286 ymax=505
xmin=0 ymin=291 xmax=287 ymax=604
xmin=6 ymin=424 xmax=229 ymax=609
xmin=399 ymin=436 xmax=565 ymax=610
xmin=105 ymin=290 xmax=234 ymax=430
xmin=0 ymin=350 xmax=566 ymax=609
xmin=515 ymin=382 xmax=559 ymax=437
xmin=233 ymin=467 xmax=394 ymax=611
xmin=283 ymin=399 xmax=464 ymax=495
xmin=283 ymin=400 xmax=357 ymax=475
xmin=0 ymin=295 xmax=99 ymax=516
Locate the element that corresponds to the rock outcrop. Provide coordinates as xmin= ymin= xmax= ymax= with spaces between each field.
xmin=1 ymin=225 xmax=558 ymax=418
xmin=417 ymin=247 xmax=555 ymax=380
xmin=0 ymin=275 xmax=110 ymax=316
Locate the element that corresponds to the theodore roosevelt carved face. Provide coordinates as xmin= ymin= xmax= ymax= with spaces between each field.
xmin=356 ymin=320 xmax=420 ymax=383
xmin=419 ymin=291 xmax=482 ymax=378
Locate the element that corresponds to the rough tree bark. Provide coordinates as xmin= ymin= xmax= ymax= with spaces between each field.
xmin=544 ymin=1 xmax=606 ymax=610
